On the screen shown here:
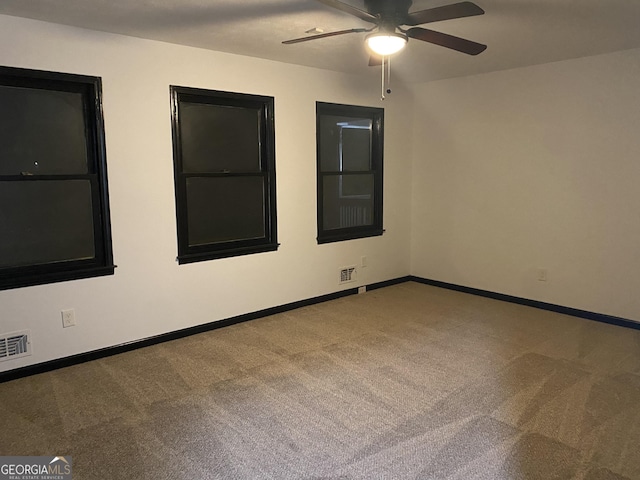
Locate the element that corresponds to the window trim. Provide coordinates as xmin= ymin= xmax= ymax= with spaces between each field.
xmin=170 ymin=86 xmax=278 ymax=264
xmin=0 ymin=66 xmax=114 ymax=290
xmin=316 ymin=101 xmax=384 ymax=244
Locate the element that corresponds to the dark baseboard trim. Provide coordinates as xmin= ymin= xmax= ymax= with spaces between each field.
xmin=4 ymin=275 xmax=638 ymax=383
xmin=366 ymin=276 xmax=413 ymax=291
xmin=0 ymin=287 xmax=358 ymax=384
xmin=408 ymin=275 xmax=640 ymax=331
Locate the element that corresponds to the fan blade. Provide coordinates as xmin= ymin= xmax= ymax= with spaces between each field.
xmin=316 ymin=0 xmax=378 ymax=23
xmin=404 ymin=1 xmax=484 ymax=26
xmin=406 ymin=27 xmax=486 ymax=55
xmin=368 ymin=55 xmax=382 ymax=67
xmin=283 ymin=28 xmax=368 ymax=44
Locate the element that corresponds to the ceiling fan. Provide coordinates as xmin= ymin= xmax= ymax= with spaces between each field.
xmin=283 ymin=0 xmax=487 ymax=62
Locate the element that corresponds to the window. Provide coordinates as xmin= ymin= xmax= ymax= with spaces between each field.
xmin=0 ymin=66 xmax=114 ymax=290
xmin=316 ymin=102 xmax=384 ymax=244
xmin=170 ymin=87 xmax=278 ymax=264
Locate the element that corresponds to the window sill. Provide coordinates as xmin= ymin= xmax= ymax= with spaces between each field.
xmin=317 ymin=229 xmax=384 ymax=245
xmin=0 ymin=265 xmax=116 ymax=291
xmin=177 ymin=242 xmax=279 ymax=264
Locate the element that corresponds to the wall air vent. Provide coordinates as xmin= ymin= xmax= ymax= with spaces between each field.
xmin=340 ymin=266 xmax=357 ymax=284
xmin=0 ymin=330 xmax=31 ymax=362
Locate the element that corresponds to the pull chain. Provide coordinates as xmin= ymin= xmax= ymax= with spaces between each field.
xmin=380 ymin=55 xmax=392 ymax=101
xmin=387 ymin=54 xmax=391 ymax=93
xmin=381 ymin=55 xmax=386 ymax=101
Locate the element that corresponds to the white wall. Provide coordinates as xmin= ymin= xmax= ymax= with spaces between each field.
xmin=0 ymin=14 xmax=413 ymax=372
xmin=410 ymin=48 xmax=640 ymax=322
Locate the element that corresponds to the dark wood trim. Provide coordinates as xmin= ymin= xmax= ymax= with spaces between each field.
xmin=316 ymin=101 xmax=384 ymax=244
xmin=4 ymin=274 xmax=638 ymax=383
xmin=0 ymin=66 xmax=114 ymax=291
xmin=317 ymin=228 xmax=384 ymax=244
xmin=365 ymin=276 xmax=413 ymax=291
xmin=0 ymin=265 xmax=116 ymax=291
xmin=177 ymin=242 xmax=280 ymax=264
xmin=0 ymin=287 xmax=357 ymax=384
xmin=408 ymin=275 xmax=640 ymax=330
xmin=170 ymin=86 xmax=278 ymax=264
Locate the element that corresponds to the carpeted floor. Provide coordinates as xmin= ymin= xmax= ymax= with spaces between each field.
xmin=1 ymin=282 xmax=640 ymax=479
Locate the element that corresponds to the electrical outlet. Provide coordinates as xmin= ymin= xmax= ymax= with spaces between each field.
xmin=361 ymin=256 xmax=368 ymax=268
xmin=537 ymin=269 xmax=548 ymax=282
xmin=358 ymin=286 xmax=367 ymax=294
xmin=61 ymin=309 xmax=76 ymax=328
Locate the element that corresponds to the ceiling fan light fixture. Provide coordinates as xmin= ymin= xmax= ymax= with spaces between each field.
xmin=365 ymin=31 xmax=408 ymax=56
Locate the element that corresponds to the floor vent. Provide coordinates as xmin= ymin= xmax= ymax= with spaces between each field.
xmin=340 ymin=266 xmax=357 ymax=284
xmin=0 ymin=330 xmax=31 ymax=362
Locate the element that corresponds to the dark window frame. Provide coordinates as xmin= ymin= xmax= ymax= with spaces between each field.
xmin=0 ymin=66 xmax=114 ymax=290
xmin=170 ymin=86 xmax=278 ymax=264
xmin=316 ymin=102 xmax=384 ymax=244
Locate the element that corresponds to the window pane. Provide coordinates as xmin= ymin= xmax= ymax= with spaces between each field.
xmin=180 ymin=103 xmax=261 ymax=173
xmin=341 ymin=127 xmax=371 ymax=171
xmin=322 ymin=174 xmax=374 ymax=230
xmin=0 ymin=180 xmax=95 ymax=268
xmin=186 ymin=176 xmax=265 ymax=246
xmin=319 ymin=115 xmax=372 ymax=172
xmin=0 ymin=86 xmax=88 ymax=175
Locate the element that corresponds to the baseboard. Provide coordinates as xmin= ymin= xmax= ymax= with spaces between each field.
xmin=3 ymin=275 xmax=638 ymax=383
xmin=365 ymin=276 xmax=413 ymax=291
xmin=0 ymin=286 xmax=359 ymax=383
xmin=408 ymin=275 xmax=640 ymax=331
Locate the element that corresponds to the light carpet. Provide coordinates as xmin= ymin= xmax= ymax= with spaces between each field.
xmin=1 ymin=282 xmax=640 ymax=479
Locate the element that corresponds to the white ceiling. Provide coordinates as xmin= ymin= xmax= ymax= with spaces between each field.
xmin=2 ymin=0 xmax=640 ymax=83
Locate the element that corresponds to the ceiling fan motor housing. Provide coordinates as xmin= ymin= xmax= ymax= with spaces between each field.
xmin=364 ymin=0 xmax=413 ymax=26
